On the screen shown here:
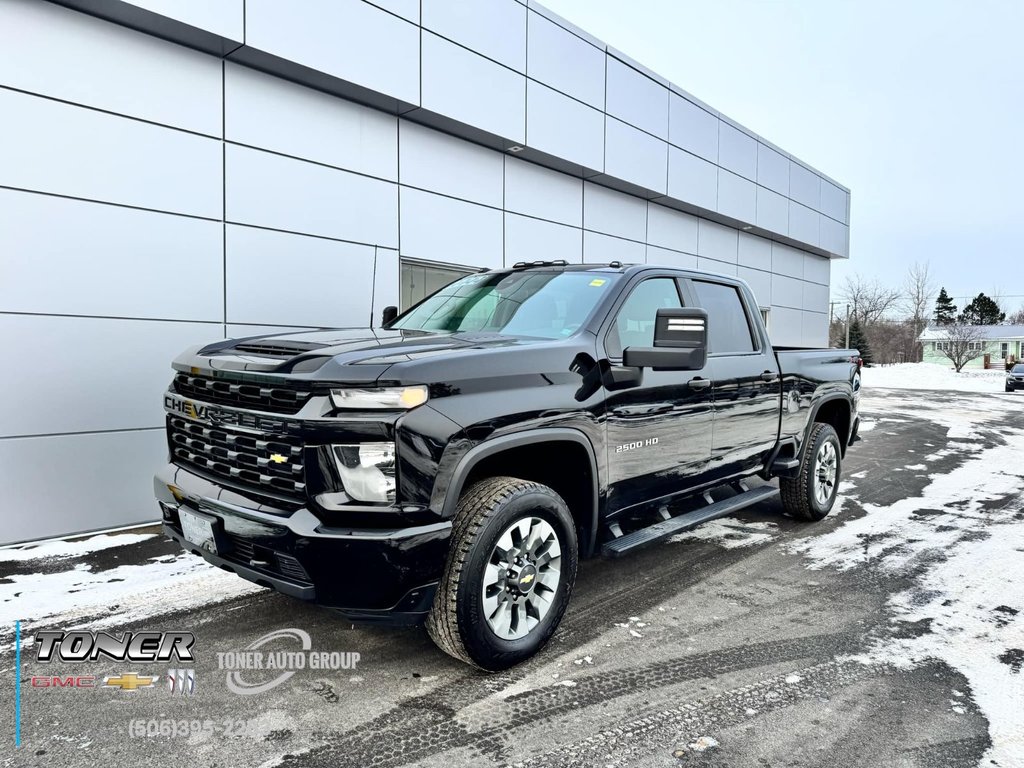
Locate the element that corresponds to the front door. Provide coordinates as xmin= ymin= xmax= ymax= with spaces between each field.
xmin=688 ymin=278 xmax=780 ymax=480
xmin=602 ymin=276 xmax=714 ymax=514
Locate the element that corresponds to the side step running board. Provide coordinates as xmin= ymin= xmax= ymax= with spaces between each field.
xmin=770 ymin=457 xmax=800 ymax=472
xmin=601 ymin=485 xmax=780 ymax=558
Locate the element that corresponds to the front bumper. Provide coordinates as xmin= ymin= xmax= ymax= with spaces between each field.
xmin=155 ymin=463 xmax=451 ymax=625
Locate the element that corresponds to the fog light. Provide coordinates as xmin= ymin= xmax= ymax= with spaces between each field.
xmin=332 ymin=442 xmax=396 ymax=503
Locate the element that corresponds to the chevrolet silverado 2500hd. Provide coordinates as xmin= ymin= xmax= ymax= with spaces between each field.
xmin=155 ymin=262 xmax=861 ymax=669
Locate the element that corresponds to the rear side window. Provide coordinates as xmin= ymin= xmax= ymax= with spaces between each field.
xmin=692 ymin=280 xmax=756 ymax=354
xmin=606 ymin=278 xmax=682 ymax=358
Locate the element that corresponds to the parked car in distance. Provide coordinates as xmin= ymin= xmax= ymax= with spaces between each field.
xmin=1006 ymin=363 xmax=1024 ymax=391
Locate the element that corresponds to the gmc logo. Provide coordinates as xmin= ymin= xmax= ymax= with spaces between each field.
xmin=165 ymin=396 xmax=208 ymax=421
xmin=31 ymin=676 xmax=96 ymax=688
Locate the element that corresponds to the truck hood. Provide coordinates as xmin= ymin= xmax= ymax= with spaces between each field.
xmin=175 ymin=327 xmax=575 ymax=385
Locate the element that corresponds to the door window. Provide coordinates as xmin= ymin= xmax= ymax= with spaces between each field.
xmin=692 ymin=280 xmax=756 ymax=354
xmin=606 ymin=278 xmax=682 ymax=358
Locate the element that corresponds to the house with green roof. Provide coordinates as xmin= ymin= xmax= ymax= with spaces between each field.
xmin=919 ymin=325 xmax=1024 ymax=369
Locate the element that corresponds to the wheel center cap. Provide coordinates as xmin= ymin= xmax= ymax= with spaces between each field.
xmin=514 ymin=564 xmax=538 ymax=593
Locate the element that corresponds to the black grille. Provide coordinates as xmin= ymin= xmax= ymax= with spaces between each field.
xmin=168 ymin=416 xmax=306 ymax=500
xmin=233 ymin=341 xmax=324 ymax=358
xmin=223 ymin=533 xmax=311 ymax=582
xmin=172 ymin=373 xmax=312 ymax=415
xmin=276 ymin=554 xmax=311 ymax=581
xmin=227 ymin=535 xmax=256 ymax=561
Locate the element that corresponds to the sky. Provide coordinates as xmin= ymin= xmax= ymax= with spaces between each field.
xmin=540 ymin=0 xmax=1024 ymax=313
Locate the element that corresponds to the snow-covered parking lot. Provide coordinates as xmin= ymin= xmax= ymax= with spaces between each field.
xmin=862 ymin=361 xmax=1011 ymax=393
xmin=2 ymin=382 xmax=1023 ymax=767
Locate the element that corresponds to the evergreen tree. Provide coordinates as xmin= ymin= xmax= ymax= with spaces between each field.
xmin=847 ymin=318 xmax=872 ymax=364
xmin=933 ymin=287 xmax=958 ymax=325
xmin=958 ymin=292 xmax=1005 ymax=325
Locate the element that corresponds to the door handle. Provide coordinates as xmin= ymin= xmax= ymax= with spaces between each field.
xmin=688 ymin=377 xmax=712 ymax=390
xmin=611 ymin=403 xmax=674 ymax=417
xmin=760 ymin=371 xmax=779 ymax=383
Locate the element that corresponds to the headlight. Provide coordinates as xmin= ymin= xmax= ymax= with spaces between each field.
xmin=330 ymin=386 xmax=428 ymax=410
xmin=330 ymin=442 xmax=396 ymax=503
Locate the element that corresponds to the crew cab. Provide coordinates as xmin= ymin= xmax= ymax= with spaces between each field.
xmin=155 ymin=262 xmax=861 ymax=669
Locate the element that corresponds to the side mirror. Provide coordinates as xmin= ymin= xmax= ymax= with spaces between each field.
xmin=622 ymin=308 xmax=708 ymax=371
xmin=381 ymin=305 xmax=398 ymax=326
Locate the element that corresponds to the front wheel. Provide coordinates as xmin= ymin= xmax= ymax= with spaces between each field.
xmin=780 ymin=422 xmax=842 ymax=522
xmin=426 ymin=476 xmax=578 ymax=670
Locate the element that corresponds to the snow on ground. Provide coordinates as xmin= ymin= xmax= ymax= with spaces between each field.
xmin=668 ymin=519 xmax=780 ymax=549
xmin=878 ymin=528 xmax=1024 ymax=762
xmin=0 ymin=533 xmax=262 ymax=651
xmin=0 ymin=531 xmax=156 ymax=562
xmin=863 ymin=362 xmax=1010 ymax=393
xmin=792 ymin=392 xmax=1024 ymax=766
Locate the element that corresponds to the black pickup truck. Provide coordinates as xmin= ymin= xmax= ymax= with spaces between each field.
xmin=155 ymin=263 xmax=860 ymax=669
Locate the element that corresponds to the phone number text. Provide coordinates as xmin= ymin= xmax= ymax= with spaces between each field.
xmin=127 ymin=719 xmax=256 ymax=738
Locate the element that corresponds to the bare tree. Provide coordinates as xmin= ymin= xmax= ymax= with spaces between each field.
xmin=902 ymin=262 xmax=936 ymax=329
xmin=866 ymin=319 xmax=920 ymax=365
xmin=840 ymin=275 xmax=902 ymax=325
xmin=934 ymin=323 xmax=987 ymax=373
xmin=991 ymin=286 xmax=1006 ymax=316
xmin=901 ymin=262 xmax=936 ymax=362
xmin=1008 ymin=304 xmax=1024 ymax=325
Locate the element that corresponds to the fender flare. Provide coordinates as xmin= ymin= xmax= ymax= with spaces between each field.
xmin=803 ymin=393 xmax=854 ymax=452
xmin=436 ymin=428 xmax=601 ymax=557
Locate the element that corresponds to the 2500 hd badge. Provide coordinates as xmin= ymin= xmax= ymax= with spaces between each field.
xmin=156 ymin=263 xmax=861 ymax=670
xmin=616 ymin=437 xmax=659 ymax=453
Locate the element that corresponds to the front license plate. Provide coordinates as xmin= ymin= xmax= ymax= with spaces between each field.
xmin=179 ymin=508 xmax=218 ymax=555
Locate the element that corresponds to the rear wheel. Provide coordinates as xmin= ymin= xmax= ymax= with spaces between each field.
xmin=780 ymin=422 xmax=842 ymax=522
xmin=426 ymin=476 xmax=578 ymax=670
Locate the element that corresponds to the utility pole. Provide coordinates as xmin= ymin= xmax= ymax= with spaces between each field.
xmin=845 ymin=303 xmax=851 ymax=349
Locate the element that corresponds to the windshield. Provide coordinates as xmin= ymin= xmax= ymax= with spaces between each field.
xmin=1013 ymin=365 xmax=1024 ymax=373
xmin=389 ymin=270 xmax=620 ymax=338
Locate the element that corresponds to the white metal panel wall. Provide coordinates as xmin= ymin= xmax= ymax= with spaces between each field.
xmin=0 ymin=0 xmax=843 ymax=543
xmin=244 ymin=0 xmax=420 ymax=104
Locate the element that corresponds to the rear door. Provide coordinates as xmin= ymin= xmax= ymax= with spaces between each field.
xmin=601 ymin=275 xmax=714 ymax=514
xmin=686 ymin=278 xmax=781 ymax=479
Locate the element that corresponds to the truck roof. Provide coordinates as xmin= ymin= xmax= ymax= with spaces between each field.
xmin=505 ymin=260 xmax=632 ymax=273
xmin=499 ymin=261 xmax=740 ymax=284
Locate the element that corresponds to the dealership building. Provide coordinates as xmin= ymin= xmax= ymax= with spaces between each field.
xmin=0 ymin=0 xmax=850 ymax=544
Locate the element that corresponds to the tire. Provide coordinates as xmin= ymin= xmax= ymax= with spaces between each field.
xmin=1006 ymin=386 xmax=1013 ymax=392
xmin=426 ymin=476 xmax=578 ymax=670
xmin=780 ymin=422 xmax=842 ymax=522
